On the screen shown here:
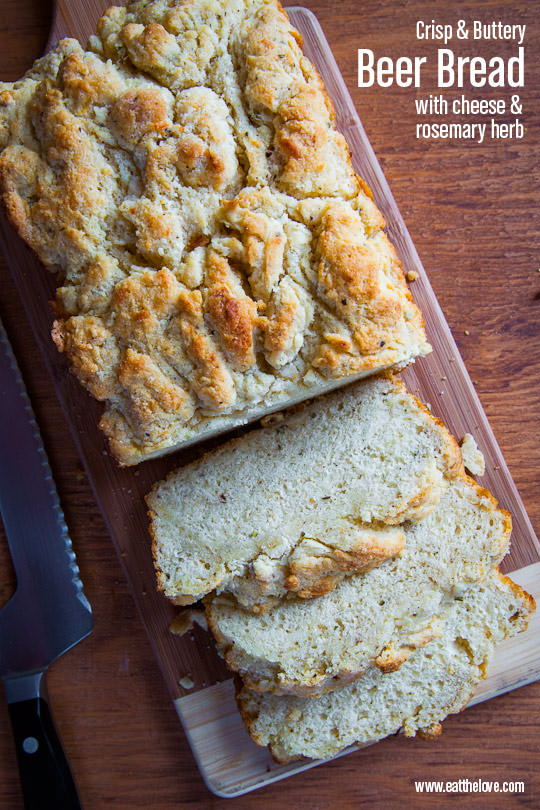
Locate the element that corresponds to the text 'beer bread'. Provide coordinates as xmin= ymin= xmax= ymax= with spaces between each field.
xmin=236 ymin=571 xmax=534 ymax=762
xmin=148 ymin=374 xmax=463 ymax=612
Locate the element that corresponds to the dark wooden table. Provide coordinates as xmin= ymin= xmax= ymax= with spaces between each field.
xmin=0 ymin=0 xmax=538 ymax=807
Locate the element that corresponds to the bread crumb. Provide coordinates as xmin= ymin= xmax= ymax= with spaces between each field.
xmin=416 ymin=722 xmax=442 ymax=740
xmin=179 ymin=675 xmax=194 ymax=690
xmin=460 ymin=433 xmax=485 ymax=476
xmin=170 ymin=608 xmax=208 ymax=636
xmin=464 ymin=329 xmax=470 ymax=336
xmin=261 ymin=412 xmax=285 ymax=427
xmin=406 ymin=271 xmax=419 ymax=282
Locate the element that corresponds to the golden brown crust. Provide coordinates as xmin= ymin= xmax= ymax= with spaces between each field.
xmin=494 ymin=569 xmax=536 ymax=616
xmin=316 ymin=206 xmax=402 ymax=355
xmin=112 ymin=86 xmax=171 ymax=145
xmin=0 ymin=2 xmax=430 ymax=464
xmin=117 ymin=348 xmax=195 ymax=441
xmin=242 ymin=2 xmax=304 ymax=114
xmin=51 ymin=315 xmax=120 ymax=401
xmin=58 ymin=51 xmax=124 ymax=112
xmin=204 ymin=252 xmax=258 ymax=371
xmin=177 ymin=318 xmax=236 ymax=411
xmin=242 ymin=1 xmax=358 ymax=198
xmin=121 ymin=22 xmax=182 ymax=84
xmin=276 ymin=85 xmax=358 ymax=197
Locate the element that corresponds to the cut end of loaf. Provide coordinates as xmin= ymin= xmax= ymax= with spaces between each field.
xmin=147 ymin=373 xmax=465 ymax=611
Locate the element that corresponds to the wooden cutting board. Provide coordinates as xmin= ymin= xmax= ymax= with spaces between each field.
xmin=0 ymin=0 xmax=538 ymax=797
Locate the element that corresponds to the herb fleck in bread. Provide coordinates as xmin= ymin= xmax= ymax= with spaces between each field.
xmin=147 ymin=374 xmax=463 ymax=612
xmin=206 ymin=475 xmax=511 ymax=694
xmin=235 ymin=571 xmax=535 ymax=762
xmin=0 ymin=0 xmax=429 ymax=465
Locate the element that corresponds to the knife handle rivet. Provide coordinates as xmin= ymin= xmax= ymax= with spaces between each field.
xmin=22 ymin=736 xmax=39 ymax=754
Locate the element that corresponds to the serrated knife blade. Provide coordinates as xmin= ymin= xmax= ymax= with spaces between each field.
xmin=0 ymin=317 xmax=93 ymax=810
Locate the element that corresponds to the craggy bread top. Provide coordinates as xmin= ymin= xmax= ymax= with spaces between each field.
xmin=0 ymin=0 xmax=430 ymax=464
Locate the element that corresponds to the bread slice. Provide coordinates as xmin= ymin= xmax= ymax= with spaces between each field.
xmin=148 ymin=374 xmax=463 ymax=612
xmin=0 ymin=0 xmax=429 ymax=465
xmin=236 ymin=571 xmax=535 ymax=762
xmin=206 ymin=475 xmax=511 ymax=694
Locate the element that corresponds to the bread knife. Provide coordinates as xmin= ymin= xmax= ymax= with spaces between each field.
xmin=0 ymin=317 xmax=93 ymax=809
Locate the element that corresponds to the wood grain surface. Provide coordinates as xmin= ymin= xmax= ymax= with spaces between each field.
xmin=0 ymin=0 xmax=539 ymax=808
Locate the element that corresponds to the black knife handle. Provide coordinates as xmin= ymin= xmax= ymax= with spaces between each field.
xmin=8 ymin=696 xmax=83 ymax=810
